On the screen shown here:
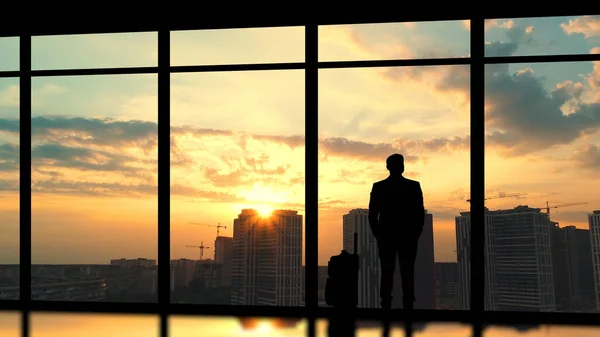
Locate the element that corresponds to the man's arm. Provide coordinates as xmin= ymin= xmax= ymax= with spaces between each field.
xmin=368 ymin=183 xmax=380 ymax=238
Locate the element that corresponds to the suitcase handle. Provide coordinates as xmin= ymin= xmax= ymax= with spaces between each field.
xmin=353 ymin=232 xmax=357 ymax=254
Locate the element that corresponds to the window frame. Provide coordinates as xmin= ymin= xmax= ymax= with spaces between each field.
xmin=0 ymin=11 xmax=599 ymax=337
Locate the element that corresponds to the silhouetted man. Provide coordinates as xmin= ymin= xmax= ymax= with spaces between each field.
xmin=368 ymin=153 xmax=425 ymax=311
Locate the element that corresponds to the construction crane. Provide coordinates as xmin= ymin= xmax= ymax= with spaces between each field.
xmin=189 ymin=222 xmax=227 ymax=237
xmin=466 ymin=192 xmax=527 ymax=203
xmin=542 ymin=201 xmax=587 ymax=214
xmin=185 ymin=241 xmax=210 ymax=260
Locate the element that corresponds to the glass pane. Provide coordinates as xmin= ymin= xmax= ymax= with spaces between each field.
xmin=170 ymin=70 xmax=305 ymax=305
xmin=170 ymin=316 xmax=306 ymax=336
xmin=0 ymin=312 xmax=20 ymax=337
xmin=319 ymin=21 xmax=470 ymax=61
xmin=31 ymin=74 xmax=158 ymax=302
xmin=0 ymin=37 xmax=19 ymax=71
xmin=171 ymin=27 xmax=304 ymax=66
xmin=31 ymin=313 xmax=159 ymax=337
xmin=0 ymin=77 xmax=19 ymax=300
xmin=32 ymin=32 xmax=157 ymax=70
xmin=318 ymin=65 xmax=470 ymax=310
xmin=485 ymin=61 xmax=600 ymax=313
xmin=485 ymin=15 xmax=600 ymax=57
xmin=484 ymin=325 xmax=600 ymax=336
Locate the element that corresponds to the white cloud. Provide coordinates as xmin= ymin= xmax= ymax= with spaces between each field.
xmin=0 ymin=84 xmax=19 ymax=107
xmin=561 ymin=16 xmax=600 ymax=38
xmin=485 ymin=19 xmax=515 ymax=31
xmin=463 ymin=20 xmax=470 ymax=31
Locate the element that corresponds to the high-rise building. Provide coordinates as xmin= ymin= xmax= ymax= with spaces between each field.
xmin=551 ymin=223 xmax=595 ymax=311
xmin=436 ymin=262 xmax=458 ymax=298
xmin=436 ymin=262 xmax=459 ymax=310
xmin=343 ymin=209 xmax=436 ymax=309
xmin=230 ymin=209 xmax=303 ymax=306
xmin=343 ymin=209 xmax=379 ymax=308
xmin=589 ymin=210 xmax=600 ymax=312
xmin=456 ymin=206 xmax=555 ymax=312
xmin=195 ymin=259 xmax=222 ymax=289
xmin=170 ymin=258 xmax=196 ymax=291
xmin=214 ymin=236 xmax=234 ymax=286
xmin=214 ymin=237 xmax=234 ymax=263
xmin=455 ymin=211 xmax=472 ymax=310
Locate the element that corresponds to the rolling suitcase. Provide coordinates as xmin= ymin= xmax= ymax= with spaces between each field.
xmin=325 ymin=232 xmax=359 ymax=308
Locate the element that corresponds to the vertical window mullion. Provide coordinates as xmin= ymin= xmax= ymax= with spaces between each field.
xmin=158 ymin=28 xmax=171 ymax=337
xmin=19 ymin=31 xmax=32 ymax=337
xmin=470 ymin=15 xmax=485 ymax=337
xmin=305 ymin=22 xmax=318 ymax=337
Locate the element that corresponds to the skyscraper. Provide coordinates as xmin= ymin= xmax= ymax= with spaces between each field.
xmin=343 ymin=208 xmax=436 ymax=309
xmin=214 ymin=236 xmax=234 ymax=286
xmin=589 ymin=210 xmax=600 ymax=312
xmin=551 ymin=223 xmax=595 ymax=311
xmin=456 ymin=206 xmax=555 ymax=312
xmin=230 ymin=209 xmax=303 ymax=306
xmin=436 ymin=262 xmax=459 ymax=309
xmin=343 ymin=209 xmax=379 ymax=308
xmin=455 ymin=211 xmax=472 ymax=310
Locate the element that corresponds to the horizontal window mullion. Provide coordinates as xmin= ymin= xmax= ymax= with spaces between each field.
xmin=0 ymin=70 xmax=19 ymax=77
xmin=171 ymin=62 xmax=305 ymax=73
xmin=30 ymin=67 xmax=158 ymax=77
xmin=485 ymin=53 xmax=600 ymax=64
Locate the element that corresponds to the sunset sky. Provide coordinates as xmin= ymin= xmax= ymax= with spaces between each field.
xmin=1 ymin=312 xmax=600 ymax=337
xmin=0 ymin=16 xmax=599 ymax=267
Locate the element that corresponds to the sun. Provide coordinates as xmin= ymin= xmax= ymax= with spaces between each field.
xmin=255 ymin=204 xmax=274 ymax=217
xmin=254 ymin=321 xmax=274 ymax=334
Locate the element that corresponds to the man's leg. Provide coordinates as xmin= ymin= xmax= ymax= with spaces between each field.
xmin=378 ymin=241 xmax=396 ymax=309
xmin=398 ymin=241 xmax=418 ymax=310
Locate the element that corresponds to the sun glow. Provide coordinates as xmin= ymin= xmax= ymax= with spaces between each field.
xmin=237 ymin=319 xmax=276 ymax=335
xmin=255 ymin=204 xmax=274 ymax=217
xmin=244 ymin=184 xmax=288 ymax=204
xmin=254 ymin=321 xmax=274 ymax=334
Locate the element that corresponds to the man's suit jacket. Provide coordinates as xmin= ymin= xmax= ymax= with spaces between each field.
xmin=368 ymin=175 xmax=425 ymax=241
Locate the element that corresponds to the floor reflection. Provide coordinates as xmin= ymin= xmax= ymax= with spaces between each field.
xmin=5 ymin=314 xmax=599 ymax=337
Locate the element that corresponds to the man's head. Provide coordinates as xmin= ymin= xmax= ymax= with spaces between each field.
xmin=386 ymin=153 xmax=405 ymax=175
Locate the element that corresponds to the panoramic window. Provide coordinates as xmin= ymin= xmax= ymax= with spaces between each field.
xmin=484 ymin=15 xmax=600 ymax=57
xmin=483 ymin=16 xmax=600 ymax=314
xmin=31 ymin=32 xmax=158 ymax=70
xmin=318 ymin=64 xmax=470 ymax=310
xmin=319 ymin=20 xmax=470 ymax=61
xmin=0 ymin=42 xmax=20 ymax=299
xmin=0 ymin=37 xmax=19 ymax=71
xmin=316 ymin=20 xmax=470 ymax=313
xmin=170 ymin=70 xmax=305 ymax=306
xmin=2 ymin=12 xmax=600 ymax=337
xmin=170 ymin=27 xmax=305 ymax=66
xmin=30 ymin=74 xmax=158 ymax=303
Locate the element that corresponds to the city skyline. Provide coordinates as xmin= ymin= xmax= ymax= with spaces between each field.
xmin=0 ymin=16 xmax=598 ymax=267
xmin=5 ymin=203 xmax=599 ymax=266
